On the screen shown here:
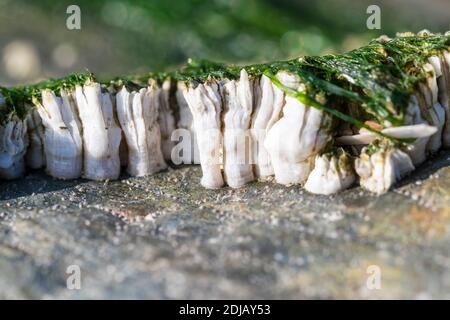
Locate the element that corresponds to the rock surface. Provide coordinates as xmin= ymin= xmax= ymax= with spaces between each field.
xmin=0 ymin=151 xmax=449 ymax=299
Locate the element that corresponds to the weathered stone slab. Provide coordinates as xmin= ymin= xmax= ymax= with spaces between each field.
xmin=0 ymin=151 xmax=449 ymax=299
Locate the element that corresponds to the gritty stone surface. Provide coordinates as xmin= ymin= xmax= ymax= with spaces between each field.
xmin=0 ymin=151 xmax=449 ymax=299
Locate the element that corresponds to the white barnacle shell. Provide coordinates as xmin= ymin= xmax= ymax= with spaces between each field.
xmin=264 ymin=71 xmax=331 ymax=185
xmin=417 ymin=63 xmax=446 ymax=153
xmin=430 ymin=51 xmax=450 ymax=147
xmin=116 ymin=84 xmax=167 ymax=177
xmin=355 ymin=145 xmax=414 ymax=194
xmin=221 ymin=69 xmax=255 ymax=188
xmin=35 ymin=88 xmax=82 ymax=179
xmin=443 ymin=51 xmax=450 ymax=146
xmin=0 ymin=115 xmax=28 ymax=179
xmin=157 ymin=78 xmax=176 ymax=162
xmin=182 ymin=79 xmax=224 ymax=189
xmin=76 ymin=81 xmax=122 ymax=180
xmin=305 ymin=149 xmax=355 ymax=195
xmin=174 ymin=80 xmax=199 ymax=164
xmin=25 ymin=108 xmax=45 ymax=169
xmin=403 ymin=96 xmax=431 ymax=165
xmin=250 ymin=74 xmax=284 ymax=178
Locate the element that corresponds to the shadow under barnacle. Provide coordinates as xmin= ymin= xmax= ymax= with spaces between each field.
xmin=0 ymin=171 xmax=82 ymax=201
xmin=0 ymin=169 xmax=132 ymax=201
xmin=1 ymin=150 xmax=449 ymax=203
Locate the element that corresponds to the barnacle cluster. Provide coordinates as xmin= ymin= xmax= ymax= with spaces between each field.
xmin=1 ymin=31 xmax=449 ymax=195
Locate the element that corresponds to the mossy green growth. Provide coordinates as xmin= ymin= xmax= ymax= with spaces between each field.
xmin=0 ymin=73 xmax=94 ymax=125
xmin=264 ymin=34 xmax=449 ymax=143
xmin=300 ymin=34 xmax=450 ymax=126
xmin=169 ymin=34 xmax=448 ymax=144
xmin=172 ymin=59 xmax=239 ymax=82
xmin=121 ymin=71 xmax=170 ymax=87
xmin=33 ymin=72 xmax=95 ymax=95
xmin=1 ymin=34 xmax=448 ymax=143
xmin=318 ymin=147 xmax=354 ymax=172
xmin=106 ymin=77 xmax=144 ymax=93
xmin=364 ymin=139 xmax=398 ymax=156
xmin=0 ymin=86 xmax=29 ymax=124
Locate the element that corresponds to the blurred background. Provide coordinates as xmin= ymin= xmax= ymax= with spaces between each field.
xmin=0 ymin=0 xmax=448 ymax=86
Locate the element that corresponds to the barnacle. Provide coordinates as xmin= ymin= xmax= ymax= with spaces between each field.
xmin=221 ymin=69 xmax=255 ymax=188
xmin=305 ymin=148 xmax=356 ymax=195
xmin=355 ymin=142 xmax=414 ymax=194
xmin=0 ymin=113 xmax=28 ymax=179
xmin=264 ymin=71 xmax=331 ymax=185
xmin=157 ymin=78 xmax=176 ymax=162
xmin=182 ymin=79 xmax=224 ymax=189
xmin=75 ymin=80 xmax=122 ymax=181
xmin=35 ymin=88 xmax=83 ymax=179
xmin=250 ymin=74 xmax=284 ymax=178
xmin=1 ymin=32 xmax=449 ymax=196
xmin=174 ymin=80 xmax=199 ymax=164
xmin=116 ymin=82 xmax=167 ymax=177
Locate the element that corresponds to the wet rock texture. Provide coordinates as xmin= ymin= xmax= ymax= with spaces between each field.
xmin=0 ymin=151 xmax=449 ymax=299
